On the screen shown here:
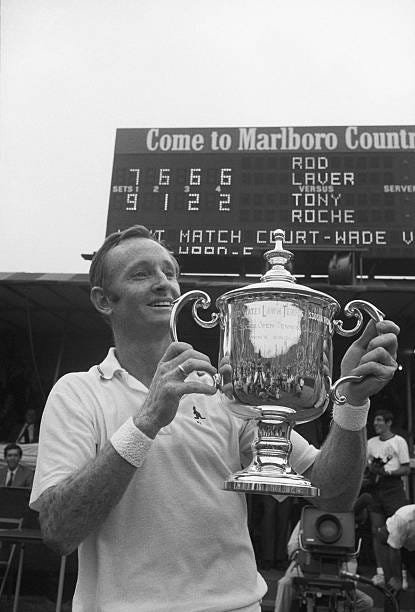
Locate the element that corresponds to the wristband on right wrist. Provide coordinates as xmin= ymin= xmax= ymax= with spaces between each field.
xmin=110 ymin=416 xmax=153 ymax=468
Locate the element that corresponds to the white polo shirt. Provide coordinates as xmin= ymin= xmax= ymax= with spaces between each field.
xmin=31 ymin=348 xmax=319 ymax=612
xmin=386 ymin=504 xmax=415 ymax=551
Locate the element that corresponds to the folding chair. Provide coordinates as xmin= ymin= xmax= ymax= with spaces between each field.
xmin=0 ymin=517 xmax=23 ymax=598
xmin=0 ymin=487 xmax=31 ymax=602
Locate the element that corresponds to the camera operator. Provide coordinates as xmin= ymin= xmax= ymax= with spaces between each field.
xmin=377 ymin=503 xmax=415 ymax=603
xmin=274 ymin=518 xmax=373 ymax=612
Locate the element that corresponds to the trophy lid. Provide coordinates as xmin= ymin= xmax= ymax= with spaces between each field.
xmin=260 ymin=229 xmax=296 ymax=284
xmin=216 ymin=229 xmax=340 ymax=308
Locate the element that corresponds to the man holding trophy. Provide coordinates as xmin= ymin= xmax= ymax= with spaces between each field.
xmin=30 ymin=225 xmax=399 ymax=612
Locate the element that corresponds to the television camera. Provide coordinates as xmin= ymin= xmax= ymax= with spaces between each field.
xmin=288 ymin=506 xmax=399 ymax=611
xmin=291 ymin=505 xmax=362 ymax=611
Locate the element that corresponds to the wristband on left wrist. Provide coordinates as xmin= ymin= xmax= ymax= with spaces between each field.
xmin=332 ymin=399 xmax=370 ymax=431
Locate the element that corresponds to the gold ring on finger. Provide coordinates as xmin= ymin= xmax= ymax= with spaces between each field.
xmin=178 ymin=364 xmax=187 ymax=377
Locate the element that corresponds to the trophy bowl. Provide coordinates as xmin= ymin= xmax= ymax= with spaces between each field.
xmin=170 ymin=230 xmax=384 ymax=496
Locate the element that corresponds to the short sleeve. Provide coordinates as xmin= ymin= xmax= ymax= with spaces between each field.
xmin=386 ymin=512 xmax=406 ymax=549
xmin=397 ymin=437 xmax=410 ymax=465
xmin=239 ymin=419 xmax=256 ymax=467
xmin=30 ymin=375 xmax=98 ymax=510
xmin=289 ymin=429 xmax=320 ymax=475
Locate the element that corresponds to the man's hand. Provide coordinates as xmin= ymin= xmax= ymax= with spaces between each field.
xmin=339 ymin=319 xmax=399 ymax=406
xmin=218 ymin=354 xmax=233 ymax=399
xmin=369 ymin=461 xmax=385 ymax=476
xmin=134 ymin=342 xmax=217 ymax=438
xmin=387 ymin=576 xmax=402 ymax=597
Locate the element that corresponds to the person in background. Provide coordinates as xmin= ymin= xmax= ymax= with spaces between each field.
xmin=366 ymin=409 xmax=410 ymax=585
xmin=257 ymin=496 xmax=292 ymax=571
xmin=30 ymin=226 xmax=399 ymax=612
xmin=13 ymin=407 xmax=40 ymax=444
xmin=0 ymin=443 xmax=34 ymax=487
xmin=377 ymin=504 xmax=415 ymax=610
xmin=274 ymin=520 xmax=373 ymax=612
xmin=0 ymin=391 xmax=17 ymax=442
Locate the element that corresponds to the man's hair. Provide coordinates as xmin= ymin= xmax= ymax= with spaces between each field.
xmin=25 ymin=407 xmax=37 ymax=419
xmin=4 ymin=443 xmax=22 ymax=458
xmin=374 ymin=409 xmax=393 ymax=424
xmin=89 ymin=225 xmax=179 ymax=291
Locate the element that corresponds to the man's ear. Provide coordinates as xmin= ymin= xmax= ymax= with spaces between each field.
xmin=90 ymin=286 xmax=114 ymax=316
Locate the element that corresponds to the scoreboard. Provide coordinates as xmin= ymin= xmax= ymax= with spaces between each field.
xmin=107 ymin=126 xmax=415 ymax=272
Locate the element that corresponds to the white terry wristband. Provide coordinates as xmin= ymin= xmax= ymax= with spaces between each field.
xmin=332 ymin=400 xmax=370 ymax=431
xmin=110 ymin=417 xmax=153 ymax=467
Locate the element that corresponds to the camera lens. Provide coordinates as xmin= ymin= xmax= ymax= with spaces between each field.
xmin=315 ymin=514 xmax=342 ymax=544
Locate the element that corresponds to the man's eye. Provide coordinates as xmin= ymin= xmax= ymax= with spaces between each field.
xmin=132 ymin=271 xmax=148 ymax=278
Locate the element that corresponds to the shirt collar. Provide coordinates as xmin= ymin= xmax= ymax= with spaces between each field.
xmin=97 ymin=348 xmax=148 ymax=392
xmin=97 ymin=348 xmax=125 ymax=380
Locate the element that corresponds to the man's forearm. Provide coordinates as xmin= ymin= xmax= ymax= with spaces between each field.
xmin=308 ymin=422 xmax=366 ymax=512
xmin=387 ymin=547 xmax=402 ymax=581
xmin=386 ymin=464 xmax=410 ymax=477
xmin=38 ymin=441 xmax=137 ymax=555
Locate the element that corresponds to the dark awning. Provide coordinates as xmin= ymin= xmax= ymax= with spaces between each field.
xmin=0 ymin=272 xmax=100 ymax=336
xmin=1 ymin=272 xmax=415 ymax=351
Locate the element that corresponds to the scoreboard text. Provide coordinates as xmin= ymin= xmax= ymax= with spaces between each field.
xmin=107 ymin=126 xmax=415 ymax=262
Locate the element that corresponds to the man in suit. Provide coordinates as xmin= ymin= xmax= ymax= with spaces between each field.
xmin=0 ymin=443 xmax=34 ymax=488
xmin=10 ymin=408 xmax=40 ymax=444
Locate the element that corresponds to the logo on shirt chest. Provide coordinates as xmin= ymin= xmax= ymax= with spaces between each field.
xmin=192 ymin=406 xmax=206 ymax=424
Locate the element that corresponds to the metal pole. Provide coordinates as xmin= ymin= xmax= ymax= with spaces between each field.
xmin=406 ymin=357 xmax=413 ymax=448
xmin=52 ymin=321 xmax=67 ymax=385
xmin=13 ymin=544 xmax=25 ymax=612
xmin=406 ymin=357 xmax=415 ymax=504
xmin=55 ymin=555 xmax=67 ymax=612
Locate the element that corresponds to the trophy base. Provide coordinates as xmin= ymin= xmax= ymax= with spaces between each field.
xmin=223 ymin=470 xmax=319 ymax=497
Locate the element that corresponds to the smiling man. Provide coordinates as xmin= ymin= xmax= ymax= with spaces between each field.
xmin=30 ymin=225 xmax=400 ymax=612
xmin=366 ymin=409 xmax=410 ymax=584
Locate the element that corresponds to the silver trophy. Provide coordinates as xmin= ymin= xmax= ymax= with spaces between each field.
xmin=170 ymin=230 xmax=384 ymax=496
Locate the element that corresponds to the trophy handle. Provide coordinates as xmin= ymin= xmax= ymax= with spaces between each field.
xmin=330 ymin=300 xmax=385 ymax=405
xmin=170 ymin=290 xmax=220 ymax=342
xmin=170 ymin=290 xmax=221 ymax=389
xmin=333 ymin=299 xmax=385 ymax=337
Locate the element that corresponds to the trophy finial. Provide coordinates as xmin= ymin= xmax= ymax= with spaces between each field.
xmin=261 ymin=228 xmax=296 ymax=283
xmin=272 ymin=229 xmax=285 ymax=248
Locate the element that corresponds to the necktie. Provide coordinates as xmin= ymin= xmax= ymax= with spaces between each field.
xmin=6 ymin=472 xmax=14 ymax=486
xmin=17 ymin=423 xmax=28 ymax=443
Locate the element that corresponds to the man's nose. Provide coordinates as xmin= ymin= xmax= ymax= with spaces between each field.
xmin=152 ymin=270 xmax=170 ymax=289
